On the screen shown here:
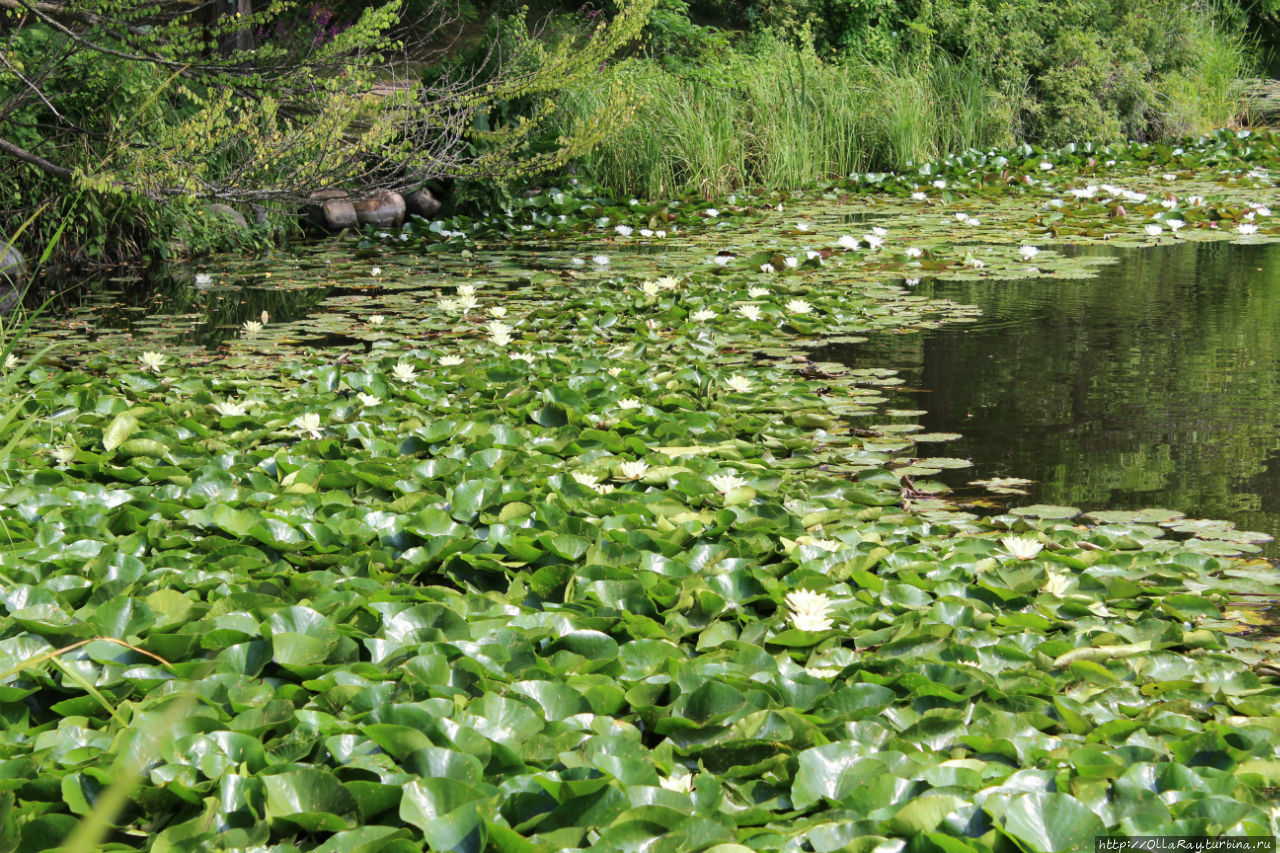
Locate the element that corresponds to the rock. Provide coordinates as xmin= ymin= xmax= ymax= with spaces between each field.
xmin=353 ymin=189 xmax=406 ymax=229
xmin=306 ymin=189 xmax=358 ymax=232
xmin=204 ymin=203 xmax=248 ymax=228
xmin=0 ymin=242 xmax=26 ymax=286
xmin=404 ymin=188 xmax=442 ymax=219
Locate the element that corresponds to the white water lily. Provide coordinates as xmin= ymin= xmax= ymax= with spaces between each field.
xmin=1160 ymin=199 xmax=1178 ymax=209
xmin=965 ymin=257 xmax=985 ymax=269
xmin=212 ymin=399 xmax=250 ymax=417
xmin=911 ymin=192 xmax=927 ymax=201
xmin=785 ymin=298 xmax=813 ymax=315
xmin=905 ymin=277 xmax=920 ymax=286
xmin=592 ymin=255 xmax=610 ymax=266
xmin=139 ymin=351 xmax=166 ymax=373
xmin=1038 ymin=160 xmax=1053 ymax=170
xmin=1019 ymin=246 xmax=1040 ymax=261
xmin=487 ymin=321 xmax=514 ymax=346
xmin=1162 ymin=173 xmax=1177 ymax=181
xmin=392 ymin=362 xmax=417 ymax=382
xmin=905 ymin=247 xmax=922 ymax=259
xmin=712 ymin=255 xmax=732 ymax=266
xmin=1144 ymin=224 xmax=1163 ymax=237
xmin=659 ymin=771 xmax=694 ymax=793
xmin=457 ymin=294 xmax=480 ymax=312
xmin=1256 ymin=205 xmax=1271 ymax=216
xmin=704 ymin=208 xmax=719 ymax=218
xmin=691 ymin=309 xmax=718 ymax=322
xmin=292 ymin=412 xmax=323 ymax=440
xmin=871 ymin=226 xmax=887 ymax=237
xmin=616 ymin=398 xmax=643 ymax=409
xmin=570 ymin=257 xmax=585 ymax=266
xmin=572 ymin=472 xmax=601 ymax=488
xmin=614 ymin=224 xmax=633 ymax=237
xmin=3 ymin=353 xmax=16 ymax=371
xmin=864 ymin=235 xmax=885 ymax=249
xmin=457 ymin=284 xmax=476 ymax=298
xmin=370 ymin=266 xmax=382 ymax=277
xmin=607 ymin=366 xmax=623 ymax=377
xmin=836 ymin=235 xmax=859 ymax=250
xmin=194 ymin=273 xmax=213 ymax=288
xmin=51 ymin=445 xmax=77 ymax=466
xmin=638 ymin=228 xmax=654 ymax=237
xmin=1043 ymin=569 xmax=1073 ymax=596
xmin=760 ymin=263 xmax=776 ymax=273
xmin=655 ymin=230 xmax=667 ymax=238
xmin=487 ymin=306 xmax=507 ymax=318
xmin=357 ymin=393 xmax=381 ymax=406
xmin=438 ymin=297 xmax=460 ymax=313
xmin=805 ymin=250 xmax=822 ymax=261
xmin=1238 ymin=223 xmax=1259 ymax=235
xmin=617 ymin=460 xmax=650 ymax=481
xmin=439 ymin=355 xmax=464 ymax=366
xmin=783 ymin=256 xmax=799 ymax=268
xmin=368 ymin=315 xmax=385 ymax=325
xmin=510 ymin=351 xmax=537 ymax=363
xmin=932 ymin=179 xmax=947 ymax=189
xmin=725 ymin=374 xmax=753 ymax=393
xmin=640 ymin=280 xmax=662 ymax=297
xmin=786 ymin=589 xmax=833 ymax=632
xmin=748 ymin=286 xmax=770 ymax=298
xmin=708 ymin=472 xmax=749 ymax=493
xmin=656 ymin=276 xmax=680 ymax=290
xmin=241 ymin=320 xmax=263 ymax=336
xmin=1001 ymin=535 xmax=1043 ymax=560
xmin=1167 ymin=219 xmax=1185 ymax=232
xmin=737 ymin=304 xmax=763 ymax=321
xmin=805 ymin=666 xmax=842 ymax=679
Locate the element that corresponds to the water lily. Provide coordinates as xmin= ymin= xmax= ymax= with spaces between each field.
xmin=659 ymin=771 xmax=694 ymax=793
xmin=725 ymin=374 xmax=752 ymax=393
xmin=370 ymin=266 xmax=382 ymax=277
xmin=704 ymin=208 xmax=719 ymax=218
xmin=369 ymin=315 xmax=385 ymax=325
xmin=712 ymin=255 xmax=731 ymax=266
xmin=139 ymin=351 xmax=166 ymax=373
xmin=805 ymin=250 xmax=822 ymax=261
xmin=510 ymin=351 xmax=537 ymax=363
xmin=194 ymin=273 xmax=213 ymax=288
xmin=638 ymin=228 xmax=654 ymax=237
xmin=439 ymin=355 xmax=464 ymax=366
xmin=905 ymin=277 xmax=920 ymax=286
xmin=654 ymin=230 xmax=667 ymax=238
xmin=212 ymin=399 xmax=250 ymax=417
xmin=785 ymin=298 xmax=813 ymax=315
xmin=241 ymin=320 xmax=263 ymax=336
xmin=796 ymin=222 xmax=811 ymax=231
xmin=786 ymin=589 xmax=833 ymax=632
xmin=905 ymin=247 xmax=922 ymax=259
xmin=837 ymin=236 xmax=859 ymax=250
xmin=458 ymin=284 xmax=476 ymax=298
xmin=292 ymin=412 xmax=323 ymax=440
xmin=864 ymin=235 xmax=885 ymax=250
xmin=964 ymin=257 xmax=985 ymax=270
xmin=783 ymin=256 xmax=798 ymax=268
xmin=1144 ymin=224 xmax=1163 ymax=237
xmin=747 ymin=286 xmax=770 ymax=298
xmin=616 ymin=398 xmax=642 ymax=409
xmin=1256 ymin=205 xmax=1271 ymax=216
xmin=570 ymin=257 xmax=585 ymax=266
xmin=572 ymin=472 xmax=601 ymax=488
xmin=487 ymin=306 xmax=508 ymax=318
xmin=641 ymin=280 xmax=662 ymax=297
xmin=1019 ymin=246 xmax=1040 ymax=261
xmin=488 ymin=321 xmax=514 ymax=346
xmin=1038 ymin=160 xmax=1053 ymax=170
xmin=871 ymin=226 xmax=887 ymax=237
xmin=932 ymin=179 xmax=947 ymax=189
xmin=617 ymin=460 xmax=649 ymax=480
xmin=656 ymin=276 xmax=680 ymax=290
xmin=911 ymin=192 xmax=927 ymax=201
xmin=392 ymin=362 xmax=417 ymax=382
xmin=1001 ymin=535 xmax=1043 ymax=560
xmin=614 ymin=225 xmax=633 ymax=237
xmin=708 ymin=472 xmax=748 ymax=493
xmin=1238 ymin=223 xmax=1259 ymax=235
xmin=458 ymin=295 xmax=481 ymax=313
xmin=1167 ymin=219 xmax=1185 ymax=232
xmin=592 ymin=255 xmax=610 ymax=266
xmin=607 ymin=366 xmax=623 ymax=377
xmin=3 ymin=353 xmax=16 ymax=371
xmin=1162 ymin=173 xmax=1177 ymax=181
xmin=760 ymin=263 xmax=776 ymax=273
xmin=737 ymin=304 xmax=763 ymax=321
xmin=50 ymin=445 xmax=77 ymax=466
xmin=1043 ymin=569 xmax=1073 ymax=596
xmin=438 ymin=297 xmax=460 ymax=313
xmin=357 ymin=393 xmax=381 ymax=406
xmin=691 ymin=309 xmax=717 ymax=322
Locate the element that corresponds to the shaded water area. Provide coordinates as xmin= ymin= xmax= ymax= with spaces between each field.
xmin=816 ymin=239 xmax=1280 ymax=552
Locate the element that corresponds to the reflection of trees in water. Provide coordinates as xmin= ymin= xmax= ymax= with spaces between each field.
xmin=848 ymin=241 xmax=1280 ymax=536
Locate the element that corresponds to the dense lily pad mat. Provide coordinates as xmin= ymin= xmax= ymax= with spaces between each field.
xmin=4 ymin=131 xmax=1280 ymax=852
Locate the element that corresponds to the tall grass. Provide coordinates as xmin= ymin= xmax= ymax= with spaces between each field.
xmin=555 ymin=40 xmax=1019 ymax=198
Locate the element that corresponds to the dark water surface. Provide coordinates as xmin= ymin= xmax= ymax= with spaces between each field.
xmin=816 ymin=240 xmax=1280 ymax=544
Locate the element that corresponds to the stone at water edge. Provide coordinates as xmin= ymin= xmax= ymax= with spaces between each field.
xmin=0 ymin=243 xmax=26 ymax=316
xmin=353 ymin=189 xmax=406 ymax=229
xmin=405 ymin=188 xmax=441 ymax=219
xmin=306 ymin=189 xmax=359 ymax=232
xmin=203 ymin=203 xmax=248 ymax=229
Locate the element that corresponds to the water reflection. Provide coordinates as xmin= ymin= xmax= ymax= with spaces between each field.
xmin=818 ymin=240 xmax=1280 ymax=542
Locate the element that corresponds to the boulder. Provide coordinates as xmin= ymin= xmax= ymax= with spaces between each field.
xmin=0 ymin=243 xmax=26 ymax=286
xmin=405 ymin=188 xmax=442 ymax=219
xmin=306 ymin=189 xmax=358 ymax=232
xmin=353 ymin=189 xmax=406 ymax=229
xmin=204 ymin=203 xmax=248 ymax=229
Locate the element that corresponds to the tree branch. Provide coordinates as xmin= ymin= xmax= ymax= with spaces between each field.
xmin=0 ymin=136 xmax=74 ymax=179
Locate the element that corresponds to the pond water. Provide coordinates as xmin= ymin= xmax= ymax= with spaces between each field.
xmin=816 ymin=239 xmax=1280 ymax=550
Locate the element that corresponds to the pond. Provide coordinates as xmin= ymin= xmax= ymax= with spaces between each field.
xmin=818 ymin=239 xmax=1280 ymax=551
